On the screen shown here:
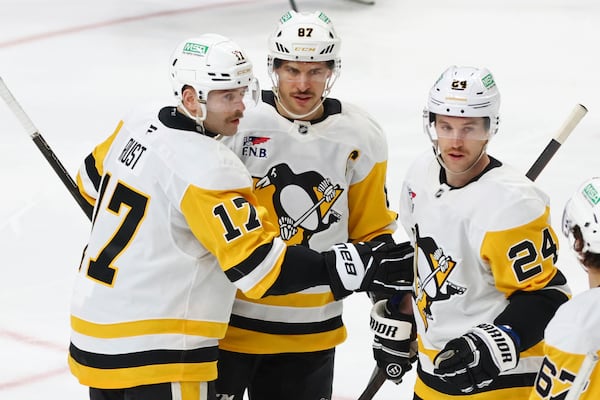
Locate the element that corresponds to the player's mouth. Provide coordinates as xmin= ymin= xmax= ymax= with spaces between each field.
xmin=292 ymin=93 xmax=313 ymax=107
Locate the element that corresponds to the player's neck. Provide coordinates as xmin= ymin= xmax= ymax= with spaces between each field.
xmin=276 ymin=99 xmax=324 ymax=122
xmin=445 ymin=153 xmax=490 ymax=188
xmin=588 ymin=270 xmax=600 ymax=288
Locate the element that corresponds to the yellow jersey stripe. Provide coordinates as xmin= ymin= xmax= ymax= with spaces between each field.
xmin=68 ymin=355 xmax=216 ymax=389
xmin=71 ymin=315 xmax=227 ymax=338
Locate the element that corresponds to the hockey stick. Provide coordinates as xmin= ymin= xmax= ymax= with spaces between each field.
xmin=347 ymin=0 xmax=376 ymax=5
xmin=0 ymin=77 xmax=93 ymax=220
xmin=526 ymin=104 xmax=588 ymax=181
xmin=289 ymin=0 xmax=298 ymax=11
xmin=357 ymin=103 xmax=588 ymax=400
xmin=357 ymin=365 xmax=387 ymax=400
xmin=564 ymin=352 xmax=599 ymax=400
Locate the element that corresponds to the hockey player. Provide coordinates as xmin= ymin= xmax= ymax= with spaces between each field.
xmin=215 ymin=10 xmax=404 ymax=400
xmin=393 ymin=65 xmax=571 ymax=399
xmin=68 ymin=33 xmax=414 ymax=400
xmin=529 ymin=178 xmax=600 ymax=400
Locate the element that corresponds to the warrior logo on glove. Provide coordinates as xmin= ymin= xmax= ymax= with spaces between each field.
xmin=370 ymin=298 xmax=417 ymax=384
xmin=433 ymin=323 xmax=520 ymax=393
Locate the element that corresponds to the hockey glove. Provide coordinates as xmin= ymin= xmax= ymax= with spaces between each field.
xmin=325 ymin=241 xmax=414 ymax=300
xmin=370 ymin=298 xmax=417 ymax=384
xmin=433 ymin=323 xmax=520 ymax=394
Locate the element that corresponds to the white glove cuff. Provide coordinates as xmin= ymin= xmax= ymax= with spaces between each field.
xmin=370 ymin=300 xmax=413 ymax=341
xmin=328 ymin=243 xmax=366 ymax=291
xmin=469 ymin=323 xmax=518 ymax=372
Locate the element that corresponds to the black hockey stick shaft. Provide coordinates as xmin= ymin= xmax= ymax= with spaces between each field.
xmin=526 ymin=104 xmax=587 ymax=181
xmin=357 ymin=366 xmax=387 ymax=400
xmin=0 ymin=77 xmax=93 ymax=220
xmin=289 ymin=0 xmax=298 ymax=11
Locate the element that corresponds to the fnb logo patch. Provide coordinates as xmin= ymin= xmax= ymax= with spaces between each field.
xmin=242 ymin=136 xmax=270 ymax=158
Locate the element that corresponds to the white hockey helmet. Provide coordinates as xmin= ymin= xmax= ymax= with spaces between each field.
xmin=562 ymin=177 xmax=600 ymax=255
xmin=267 ymin=10 xmax=341 ymax=70
xmin=423 ymin=65 xmax=501 ymax=143
xmin=267 ymin=10 xmax=341 ymax=119
xmin=169 ymin=34 xmax=258 ymax=107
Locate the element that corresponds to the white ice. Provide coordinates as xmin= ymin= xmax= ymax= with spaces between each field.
xmin=1 ymin=0 xmax=599 ymax=399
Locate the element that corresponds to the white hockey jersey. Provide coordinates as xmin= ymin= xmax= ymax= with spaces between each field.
xmin=529 ymin=288 xmax=600 ymax=400
xmin=399 ymin=151 xmax=570 ymax=399
xmin=219 ymin=91 xmax=397 ymax=354
xmin=70 ymin=106 xmax=310 ymax=389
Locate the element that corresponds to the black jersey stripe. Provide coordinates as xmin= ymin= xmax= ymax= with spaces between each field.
xmin=228 ymin=314 xmax=343 ymax=335
xmin=84 ymin=153 xmax=102 ymax=191
xmin=224 ymin=242 xmax=274 ymax=282
xmin=69 ymin=343 xmax=218 ymax=369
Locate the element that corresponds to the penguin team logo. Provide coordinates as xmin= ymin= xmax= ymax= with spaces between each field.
xmin=413 ymin=225 xmax=466 ymax=330
xmin=254 ymin=163 xmax=343 ymax=245
xmin=242 ymin=136 xmax=270 ymax=158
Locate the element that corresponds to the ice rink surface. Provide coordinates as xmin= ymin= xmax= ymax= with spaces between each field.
xmin=1 ymin=0 xmax=599 ymax=398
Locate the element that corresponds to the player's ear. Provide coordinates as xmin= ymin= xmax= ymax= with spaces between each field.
xmin=181 ymin=86 xmax=201 ymax=117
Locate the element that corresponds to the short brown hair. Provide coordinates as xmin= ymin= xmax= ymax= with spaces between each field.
xmin=572 ymin=225 xmax=600 ymax=269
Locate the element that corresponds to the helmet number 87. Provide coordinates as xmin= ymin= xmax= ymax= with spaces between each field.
xmin=298 ymin=28 xmax=313 ymax=37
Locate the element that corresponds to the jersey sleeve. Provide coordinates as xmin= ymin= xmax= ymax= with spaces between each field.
xmin=348 ymin=160 xmax=397 ymax=241
xmin=345 ymin=106 xmax=397 ymax=241
xmin=529 ymin=346 xmax=600 ymax=400
xmin=530 ymin=292 xmax=600 ymax=399
xmin=481 ymin=205 xmax=570 ymax=349
xmin=76 ymin=121 xmax=123 ymax=206
xmin=180 ymin=179 xmax=289 ymax=299
xmin=480 ymin=206 xmax=560 ymax=297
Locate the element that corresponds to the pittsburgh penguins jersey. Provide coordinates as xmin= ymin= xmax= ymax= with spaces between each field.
xmin=399 ymin=151 xmax=570 ymax=400
xmin=529 ymin=288 xmax=600 ymax=400
xmin=219 ymin=91 xmax=397 ymax=354
xmin=69 ymin=106 xmax=331 ymax=389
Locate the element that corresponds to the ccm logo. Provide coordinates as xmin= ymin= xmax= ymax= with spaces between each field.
xmin=294 ymin=46 xmax=316 ymax=52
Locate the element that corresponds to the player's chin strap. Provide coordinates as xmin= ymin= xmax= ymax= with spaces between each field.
xmin=270 ymin=73 xmax=339 ymax=120
xmin=178 ymin=101 xmax=212 ymax=136
xmin=433 ymin=141 xmax=489 ymax=177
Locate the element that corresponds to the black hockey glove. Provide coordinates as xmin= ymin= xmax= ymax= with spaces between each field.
xmin=433 ymin=323 xmax=520 ymax=394
xmin=324 ymin=241 xmax=414 ymax=300
xmin=370 ymin=298 xmax=417 ymax=384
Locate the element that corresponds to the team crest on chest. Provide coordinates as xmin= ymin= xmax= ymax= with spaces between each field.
xmin=254 ymin=163 xmax=344 ymax=246
xmin=413 ymin=224 xmax=466 ymax=330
